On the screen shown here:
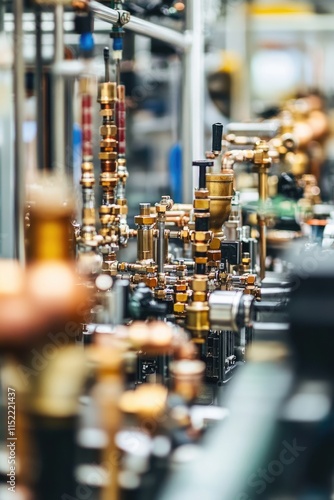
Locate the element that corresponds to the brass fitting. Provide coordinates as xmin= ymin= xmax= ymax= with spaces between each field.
xmin=173 ymin=282 xmax=189 ymax=316
xmin=185 ymin=275 xmax=209 ymax=343
xmin=206 ymin=169 xmax=234 ymax=235
xmin=98 ymin=82 xmax=118 ymax=208
xmin=169 ymin=359 xmax=205 ymax=401
xmin=135 ymin=203 xmax=156 ymax=263
xmin=98 ymin=82 xmax=117 ymax=104
xmin=185 ymin=300 xmax=210 ymax=343
xmin=253 ymin=141 xmax=272 ymax=280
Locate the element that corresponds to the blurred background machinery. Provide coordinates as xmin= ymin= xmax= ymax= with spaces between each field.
xmin=2 ymin=1 xmax=334 ymax=500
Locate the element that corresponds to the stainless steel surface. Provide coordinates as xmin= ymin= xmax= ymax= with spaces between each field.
xmin=89 ymin=0 xmax=189 ymax=50
xmin=209 ymin=290 xmax=244 ymax=332
xmin=89 ymin=0 xmax=118 ymax=25
xmin=13 ymin=0 xmax=25 ymax=263
xmin=0 ymin=62 xmax=14 ymax=258
xmin=260 ymin=287 xmax=291 ymax=299
xmin=253 ymin=321 xmax=289 ymax=341
xmin=226 ymin=121 xmax=280 ymax=138
xmin=52 ymin=4 xmax=65 ymax=174
xmin=182 ymin=0 xmax=204 ymax=203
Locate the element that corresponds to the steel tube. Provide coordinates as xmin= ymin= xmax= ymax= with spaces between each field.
xmin=35 ymin=6 xmax=44 ymax=171
xmin=182 ymin=0 xmax=204 ymax=202
xmin=13 ymin=0 xmax=25 ymax=263
xmin=52 ymin=4 xmax=65 ymax=173
xmin=226 ymin=121 xmax=280 ymax=138
xmin=0 ymin=55 xmax=15 ymax=258
xmin=89 ymin=0 xmax=189 ymax=50
xmin=258 ymin=166 xmax=268 ymax=280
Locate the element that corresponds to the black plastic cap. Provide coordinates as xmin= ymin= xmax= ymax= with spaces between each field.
xmin=212 ymin=123 xmax=223 ymax=152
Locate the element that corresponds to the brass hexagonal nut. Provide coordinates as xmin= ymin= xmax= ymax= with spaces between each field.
xmin=100 ymin=139 xmax=117 ymax=148
xmin=192 ymin=276 xmax=207 ymax=292
xmin=194 ymin=231 xmax=211 ymax=242
xmin=246 ymin=274 xmax=256 ymax=285
xmin=174 ymin=303 xmax=186 ymax=314
xmin=155 ymin=204 xmax=167 ymax=213
xmin=100 ymin=125 xmax=117 ymax=137
xmin=193 ymin=199 xmax=210 ymax=210
xmin=192 ymin=291 xmax=206 ymax=302
xmin=194 ymin=243 xmax=208 ymax=253
xmin=99 ymin=152 xmax=118 ymax=161
xmin=194 ymin=188 xmax=209 ymax=199
xmin=175 ymin=292 xmax=188 ymax=302
xmin=99 ymin=108 xmax=113 ymax=117
xmin=145 ymin=277 xmax=157 ymax=288
xmin=174 ymin=283 xmax=187 ymax=292
xmin=99 ymin=205 xmax=111 ymax=215
xmin=117 ymin=198 xmax=127 ymax=206
xmin=134 ymin=215 xmax=156 ymax=225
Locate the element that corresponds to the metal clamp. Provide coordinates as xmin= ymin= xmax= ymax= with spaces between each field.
xmin=117 ymin=9 xmax=130 ymax=26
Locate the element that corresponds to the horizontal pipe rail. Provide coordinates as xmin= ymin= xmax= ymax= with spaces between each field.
xmin=89 ymin=0 xmax=190 ymax=50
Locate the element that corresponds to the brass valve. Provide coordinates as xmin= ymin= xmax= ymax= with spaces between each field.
xmin=135 ymin=203 xmax=157 ymax=263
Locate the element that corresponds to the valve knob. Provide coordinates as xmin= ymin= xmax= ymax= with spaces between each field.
xmin=192 ymin=160 xmax=213 ymax=189
xmin=103 ymin=47 xmax=110 ymax=82
xmin=212 ymin=122 xmax=223 ymax=154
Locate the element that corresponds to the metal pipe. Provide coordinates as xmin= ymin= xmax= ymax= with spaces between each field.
xmin=89 ymin=0 xmax=189 ymax=50
xmin=13 ymin=0 xmax=25 ymax=263
xmin=0 ymin=0 xmax=5 ymax=31
xmin=52 ymin=4 xmax=65 ymax=173
xmin=258 ymin=217 xmax=266 ymax=281
xmin=65 ymin=77 xmax=74 ymax=178
xmin=35 ymin=5 xmax=44 ymax=171
xmin=258 ymin=166 xmax=268 ymax=281
xmin=182 ymin=0 xmax=204 ymax=202
xmin=0 ymin=41 xmax=14 ymax=258
xmin=226 ymin=121 xmax=280 ymax=139
xmin=157 ymin=219 xmax=165 ymax=274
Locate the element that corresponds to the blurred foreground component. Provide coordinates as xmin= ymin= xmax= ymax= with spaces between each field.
xmin=160 ymin=248 xmax=334 ymax=499
xmin=2 ymin=179 xmax=89 ymax=500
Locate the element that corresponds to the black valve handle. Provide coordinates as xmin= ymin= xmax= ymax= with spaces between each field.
xmin=212 ymin=122 xmax=223 ymax=154
xmin=192 ymin=160 xmax=214 ymax=189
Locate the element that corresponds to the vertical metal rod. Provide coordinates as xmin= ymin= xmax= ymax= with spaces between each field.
xmin=182 ymin=0 xmax=204 ymax=203
xmin=53 ymin=4 xmax=65 ymax=174
xmin=258 ymin=168 xmax=267 ymax=280
xmin=104 ymin=47 xmax=110 ymax=82
xmin=0 ymin=0 xmax=5 ymax=31
xmin=258 ymin=219 xmax=266 ymax=281
xmin=169 ymin=58 xmax=181 ymax=144
xmin=35 ymin=5 xmax=44 ymax=171
xmin=13 ymin=0 xmax=25 ymax=263
xmin=225 ymin=1 xmax=251 ymax=120
xmin=0 ymin=52 xmax=14 ymax=258
xmin=157 ymin=218 xmax=165 ymax=275
xmin=65 ymin=78 xmax=74 ymax=178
